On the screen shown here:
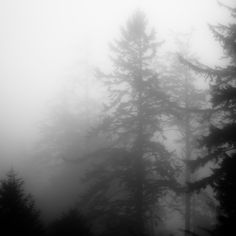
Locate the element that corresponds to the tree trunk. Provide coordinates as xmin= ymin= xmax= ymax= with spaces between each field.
xmin=184 ymin=75 xmax=192 ymax=236
xmin=134 ymin=39 xmax=146 ymax=236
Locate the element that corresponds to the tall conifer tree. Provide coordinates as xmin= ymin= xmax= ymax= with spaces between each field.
xmin=181 ymin=4 xmax=236 ymax=235
xmin=79 ymin=11 xmax=177 ymax=236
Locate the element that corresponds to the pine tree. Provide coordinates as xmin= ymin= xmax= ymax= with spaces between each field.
xmin=0 ymin=170 xmax=43 ymax=236
xmin=180 ymin=3 xmax=236 ymax=235
xmin=79 ymin=10 xmax=177 ymax=236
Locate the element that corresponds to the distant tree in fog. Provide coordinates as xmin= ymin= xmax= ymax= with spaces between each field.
xmin=34 ymin=85 xmax=105 ymax=212
xmin=40 ymin=89 xmax=102 ymax=163
xmin=0 ymin=170 xmax=43 ymax=236
xmin=159 ymin=46 xmax=211 ymax=234
xmin=79 ymin=10 xmax=178 ymax=236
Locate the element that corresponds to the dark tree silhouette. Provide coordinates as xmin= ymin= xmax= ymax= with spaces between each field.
xmin=0 ymin=170 xmax=43 ymax=236
xmin=47 ymin=209 xmax=92 ymax=236
xmin=79 ymin=10 xmax=178 ymax=236
xmin=181 ymin=3 xmax=236 ymax=235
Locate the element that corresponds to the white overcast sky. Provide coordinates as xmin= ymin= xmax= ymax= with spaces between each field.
xmin=0 ymin=0 xmax=235 ymax=157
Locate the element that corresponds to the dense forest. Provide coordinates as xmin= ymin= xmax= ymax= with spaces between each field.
xmin=0 ymin=1 xmax=235 ymax=236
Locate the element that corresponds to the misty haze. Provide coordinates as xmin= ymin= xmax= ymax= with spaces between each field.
xmin=0 ymin=0 xmax=235 ymax=235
